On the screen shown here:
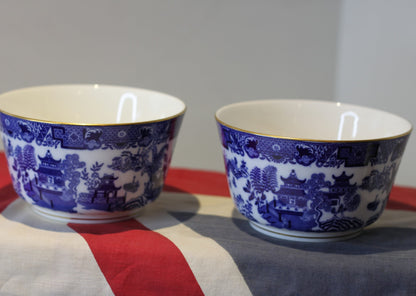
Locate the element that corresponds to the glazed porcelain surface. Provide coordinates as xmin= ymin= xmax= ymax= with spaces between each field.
xmin=0 ymin=85 xmax=185 ymax=223
xmin=216 ymin=99 xmax=412 ymax=242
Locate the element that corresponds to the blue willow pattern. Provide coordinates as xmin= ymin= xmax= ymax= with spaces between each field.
xmin=219 ymin=124 xmax=409 ymax=232
xmin=0 ymin=112 xmax=183 ymax=213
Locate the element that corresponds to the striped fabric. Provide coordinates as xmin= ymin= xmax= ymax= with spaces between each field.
xmin=0 ymin=153 xmax=415 ymax=295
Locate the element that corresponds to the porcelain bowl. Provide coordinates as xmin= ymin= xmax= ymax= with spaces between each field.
xmin=0 ymin=84 xmax=186 ymax=223
xmin=216 ymin=99 xmax=412 ymax=242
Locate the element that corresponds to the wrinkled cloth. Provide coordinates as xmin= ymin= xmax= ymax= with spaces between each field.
xmin=0 ymin=153 xmax=415 ymax=296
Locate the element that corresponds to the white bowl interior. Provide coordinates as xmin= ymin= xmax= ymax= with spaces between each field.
xmin=216 ymin=99 xmax=412 ymax=141
xmin=0 ymin=85 xmax=186 ymax=124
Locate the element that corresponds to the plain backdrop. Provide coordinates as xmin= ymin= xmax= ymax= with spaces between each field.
xmin=0 ymin=1 xmax=414 ymax=186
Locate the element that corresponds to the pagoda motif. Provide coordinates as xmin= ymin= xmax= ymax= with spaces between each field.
xmin=273 ymin=170 xmax=307 ymax=217
xmin=79 ymin=174 xmax=126 ymax=211
xmin=261 ymin=170 xmax=308 ymax=229
xmin=34 ymin=150 xmax=64 ymax=201
xmin=324 ymin=172 xmax=356 ymax=212
xmin=91 ymin=174 xmax=122 ymax=203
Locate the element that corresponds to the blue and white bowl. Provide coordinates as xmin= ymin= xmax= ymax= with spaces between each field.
xmin=0 ymin=84 xmax=186 ymax=223
xmin=216 ymin=99 xmax=412 ymax=242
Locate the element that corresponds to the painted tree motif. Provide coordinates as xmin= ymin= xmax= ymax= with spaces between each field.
xmin=304 ymin=173 xmax=331 ymax=212
xmin=62 ymin=154 xmax=86 ymax=201
xmin=247 ymin=166 xmax=278 ymax=201
xmin=22 ymin=145 xmax=37 ymax=171
xmin=81 ymin=162 xmax=104 ymax=190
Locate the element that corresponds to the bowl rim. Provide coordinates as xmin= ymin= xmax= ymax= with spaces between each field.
xmin=215 ymin=99 xmax=413 ymax=143
xmin=0 ymin=84 xmax=186 ymax=126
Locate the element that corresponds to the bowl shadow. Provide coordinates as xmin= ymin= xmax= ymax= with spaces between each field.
xmin=1 ymin=185 xmax=201 ymax=234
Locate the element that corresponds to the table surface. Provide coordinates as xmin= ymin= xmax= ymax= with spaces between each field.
xmin=0 ymin=152 xmax=416 ymax=296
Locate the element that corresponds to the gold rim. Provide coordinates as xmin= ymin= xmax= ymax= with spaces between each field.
xmin=0 ymin=84 xmax=187 ymax=126
xmin=0 ymin=108 xmax=186 ymax=127
xmin=215 ymin=99 xmax=413 ymax=143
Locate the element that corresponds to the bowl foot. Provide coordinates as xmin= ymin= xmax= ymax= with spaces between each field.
xmin=30 ymin=205 xmax=144 ymax=224
xmin=249 ymin=221 xmax=362 ymax=242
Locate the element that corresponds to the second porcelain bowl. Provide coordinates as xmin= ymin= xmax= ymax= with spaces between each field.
xmin=216 ymin=99 xmax=412 ymax=242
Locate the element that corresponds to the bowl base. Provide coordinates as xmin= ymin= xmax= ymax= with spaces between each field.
xmin=30 ymin=205 xmax=144 ymax=224
xmin=249 ymin=221 xmax=362 ymax=242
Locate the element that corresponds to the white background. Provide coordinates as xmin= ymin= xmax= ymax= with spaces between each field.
xmin=0 ymin=1 xmax=414 ymax=186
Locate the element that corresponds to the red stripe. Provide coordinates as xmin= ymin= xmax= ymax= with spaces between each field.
xmin=164 ymin=167 xmax=230 ymax=197
xmin=69 ymin=220 xmax=204 ymax=296
xmin=0 ymin=184 xmax=19 ymax=213
xmin=0 ymin=153 xmax=12 ymax=189
xmin=0 ymin=153 xmax=25 ymax=212
xmin=387 ymin=186 xmax=416 ymax=211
